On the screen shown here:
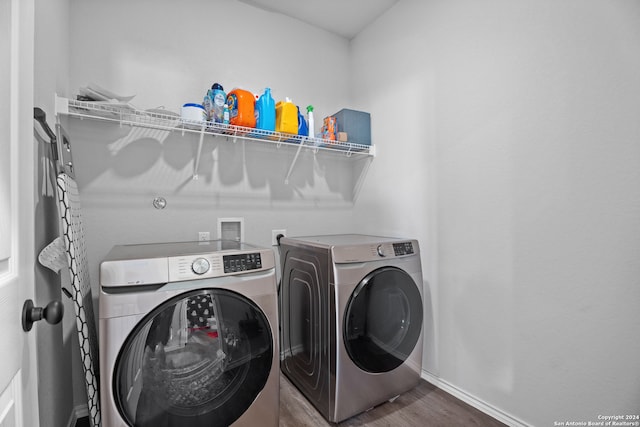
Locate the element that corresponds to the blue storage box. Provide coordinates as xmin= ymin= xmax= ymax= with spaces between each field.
xmin=333 ymin=109 xmax=371 ymax=146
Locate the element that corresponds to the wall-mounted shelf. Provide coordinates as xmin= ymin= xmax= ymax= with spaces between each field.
xmin=55 ymin=95 xmax=375 ymax=182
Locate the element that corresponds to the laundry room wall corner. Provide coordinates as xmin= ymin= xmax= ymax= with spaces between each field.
xmin=348 ymin=0 xmax=437 ymax=378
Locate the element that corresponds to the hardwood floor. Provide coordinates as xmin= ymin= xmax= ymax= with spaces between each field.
xmin=76 ymin=375 xmax=505 ymax=427
xmin=279 ymin=374 xmax=506 ymax=427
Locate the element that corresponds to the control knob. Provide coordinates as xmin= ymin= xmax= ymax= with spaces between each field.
xmin=192 ymin=257 xmax=210 ymax=275
xmin=377 ymin=244 xmax=386 ymax=257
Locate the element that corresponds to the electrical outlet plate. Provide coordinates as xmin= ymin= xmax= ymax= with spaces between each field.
xmin=272 ymin=229 xmax=286 ymax=246
xmin=198 ymin=231 xmax=210 ymax=241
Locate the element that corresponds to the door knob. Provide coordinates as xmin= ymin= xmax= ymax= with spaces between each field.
xmin=22 ymin=299 xmax=64 ymax=332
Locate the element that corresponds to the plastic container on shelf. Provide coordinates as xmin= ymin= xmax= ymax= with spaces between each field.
xmin=306 ymin=105 xmax=314 ymax=138
xmin=297 ymin=106 xmax=308 ymax=138
xmin=255 ymin=87 xmax=276 ymax=132
xmin=211 ymin=83 xmax=226 ymax=123
xmin=226 ymin=88 xmax=256 ymax=128
xmin=321 ymin=115 xmax=337 ymax=141
xmin=203 ymin=94 xmax=212 ymax=120
xmin=333 ymin=108 xmax=371 ymax=146
xmin=203 ymin=83 xmax=226 ymax=123
xmin=181 ymin=103 xmax=207 ymax=123
xmin=223 ymin=104 xmax=230 ymax=125
xmin=276 ymin=98 xmax=298 ymax=135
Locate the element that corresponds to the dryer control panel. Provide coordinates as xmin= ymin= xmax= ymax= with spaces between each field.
xmin=331 ymin=239 xmax=419 ymax=263
xmin=393 ymin=242 xmax=414 ymax=256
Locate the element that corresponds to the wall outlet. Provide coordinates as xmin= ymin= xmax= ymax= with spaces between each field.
xmin=198 ymin=231 xmax=210 ymax=242
xmin=272 ymin=229 xmax=286 ymax=246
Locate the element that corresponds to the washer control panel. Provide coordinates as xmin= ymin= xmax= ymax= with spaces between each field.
xmin=223 ymin=252 xmax=262 ymax=273
xmin=100 ymin=241 xmax=275 ymax=287
xmin=168 ymin=250 xmax=273 ymax=282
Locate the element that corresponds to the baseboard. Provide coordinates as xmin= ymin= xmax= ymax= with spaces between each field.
xmin=74 ymin=404 xmax=89 ymax=419
xmin=65 ymin=405 xmax=89 ymax=427
xmin=421 ymin=370 xmax=530 ymax=427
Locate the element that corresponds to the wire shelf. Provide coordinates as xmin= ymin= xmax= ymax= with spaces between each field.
xmin=55 ymin=96 xmax=375 ymax=181
xmin=56 ymin=97 xmax=375 ymax=156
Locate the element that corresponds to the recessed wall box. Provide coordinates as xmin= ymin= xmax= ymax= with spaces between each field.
xmin=217 ymin=217 xmax=244 ymax=242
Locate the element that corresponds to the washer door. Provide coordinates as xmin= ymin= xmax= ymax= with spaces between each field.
xmin=113 ymin=289 xmax=273 ymax=427
xmin=343 ymin=266 xmax=423 ymax=373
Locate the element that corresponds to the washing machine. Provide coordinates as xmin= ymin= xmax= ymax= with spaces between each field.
xmin=279 ymin=234 xmax=424 ymax=423
xmin=99 ymin=240 xmax=279 ymax=427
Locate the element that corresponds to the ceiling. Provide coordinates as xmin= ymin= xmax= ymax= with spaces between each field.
xmin=237 ymin=0 xmax=399 ymax=39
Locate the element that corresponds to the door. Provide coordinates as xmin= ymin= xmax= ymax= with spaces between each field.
xmin=343 ymin=266 xmax=423 ymax=373
xmin=113 ymin=289 xmax=273 ymax=427
xmin=0 ymin=0 xmax=38 ymax=426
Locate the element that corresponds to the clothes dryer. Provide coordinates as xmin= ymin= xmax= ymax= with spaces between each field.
xmin=279 ymin=234 xmax=423 ymax=423
xmin=99 ymin=240 xmax=279 ymax=427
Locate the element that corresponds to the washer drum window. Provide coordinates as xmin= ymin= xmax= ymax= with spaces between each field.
xmin=113 ymin=288 xmax=273 ymax=427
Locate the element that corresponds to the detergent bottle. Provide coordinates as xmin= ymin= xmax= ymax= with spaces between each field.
xmin=297 ymin=106 xmax=308 ymax=139
xmin=255 ymin=87 xmax=276 ymax=132
xmin=203 ymin=83 xmax=226 ymax=123
xmin=276 ymin=98 xmax=298 ymax=135
xmin=226 ymin=88 xmax=256 ymax=128
xmin=210 ymin=83 xmax=226 ymax=123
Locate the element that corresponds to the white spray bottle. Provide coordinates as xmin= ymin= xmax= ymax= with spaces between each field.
xmin=306 ymin=105 xmax=314 ymax=138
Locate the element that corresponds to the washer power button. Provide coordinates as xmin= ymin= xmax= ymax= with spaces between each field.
xmin=192 ymin=257 xmax=210 ymax=275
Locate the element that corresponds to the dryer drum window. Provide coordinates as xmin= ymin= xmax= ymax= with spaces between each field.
xmin=113 ymin=288 xmax=273 ymax=427
xmin=344 ymin=266 xmax=423 ymax=373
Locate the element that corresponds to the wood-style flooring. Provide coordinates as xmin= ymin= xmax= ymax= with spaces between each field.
xmin=76 ymin=375 xmax=506 ymax=427
xmin=279 ymin=374 xmax=506 ymax=427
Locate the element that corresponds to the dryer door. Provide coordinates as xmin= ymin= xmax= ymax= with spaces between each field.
xmin=113 ymin=288 xmax=273 ymax=427
xmin=343 ymin=266 xmax=423 ymax=373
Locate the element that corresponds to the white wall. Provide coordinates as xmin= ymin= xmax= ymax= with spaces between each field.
xmin=351 ymin=0 xmax=640 ymax=425
xmin=64 ymin=0 xmax=368 ymax=293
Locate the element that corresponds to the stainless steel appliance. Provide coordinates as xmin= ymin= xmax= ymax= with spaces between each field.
xmin=279 ymin=234 xmax=424 ymax=423
xmin=99 ymin=240 xmax=279 ymax=427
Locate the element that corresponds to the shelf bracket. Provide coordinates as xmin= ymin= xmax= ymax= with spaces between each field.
xmin=54 ymin=94 xmax=69 ymax=115
xmin=192 ymin=123 xmax=207 ymax=180
xmin=284 ymin=138 xmax=307 ymax=185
